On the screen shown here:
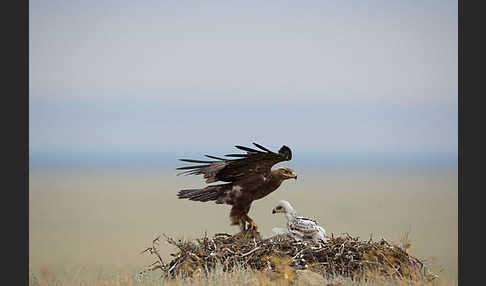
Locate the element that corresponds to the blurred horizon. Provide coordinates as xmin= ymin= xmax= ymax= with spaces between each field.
xmin=30 ymin=93 xmax=457 ymax=170
xmin=29 ymin=148 xmax=457 ymax=170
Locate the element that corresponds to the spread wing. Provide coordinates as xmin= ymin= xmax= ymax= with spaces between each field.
xmin=288 ymin=216 xmax=323 ymax=237
xmin=177 ymin=143 xmax=292 ymax=183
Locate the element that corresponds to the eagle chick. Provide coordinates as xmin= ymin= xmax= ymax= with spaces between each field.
xmin=272 ymin=200 xmax=327 ymax=243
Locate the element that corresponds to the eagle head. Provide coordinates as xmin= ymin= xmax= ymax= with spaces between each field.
xmin=272 ymin=200 xmax=294 ymax=214
xmin=274 ymin=166 xmax=297 ymax=181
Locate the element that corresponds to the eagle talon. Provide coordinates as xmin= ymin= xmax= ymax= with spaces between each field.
xmin=247 ymin=220 xmax=258 ymax=231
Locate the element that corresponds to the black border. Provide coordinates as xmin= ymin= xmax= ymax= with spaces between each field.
xmin=458 ymin=0 xmax=482 ymax=284
xmin=5 ymin=0 xmax=29 ymax=284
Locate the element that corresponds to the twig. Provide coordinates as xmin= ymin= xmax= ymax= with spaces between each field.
xmin=240 ymin=247 xmax=261 ymax=257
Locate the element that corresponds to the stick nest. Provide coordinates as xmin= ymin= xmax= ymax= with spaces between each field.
xmin=139 ymin=230 xmax=438 ymax=283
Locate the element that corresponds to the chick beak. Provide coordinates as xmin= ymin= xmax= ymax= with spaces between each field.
xmin=272 ymin=209 xmax=276 ymax=214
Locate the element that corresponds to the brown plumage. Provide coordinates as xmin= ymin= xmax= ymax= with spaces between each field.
xmin=177 ymin=143 xmax=297 ymax=231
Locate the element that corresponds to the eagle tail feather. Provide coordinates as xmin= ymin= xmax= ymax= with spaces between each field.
xmin=177 ymin=185 xmax=226 ymax=202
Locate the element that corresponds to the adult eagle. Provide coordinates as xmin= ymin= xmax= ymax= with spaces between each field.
xmin=177 ymin=143 xmax=297 ymax=232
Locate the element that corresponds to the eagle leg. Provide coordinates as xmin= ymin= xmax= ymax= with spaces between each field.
xmin=247 ymin=218 xmax=258 ymax=231
xmin=231 ymin=215 xmax=258 ymax=238
xmin=232 ymin=220 xmax=261 ymax=241
xmin=243 ymin=214 xmax=258 ymax=231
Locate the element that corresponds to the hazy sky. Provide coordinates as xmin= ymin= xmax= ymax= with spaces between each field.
xmin=29 ymin=0 xmax=457 ymax=167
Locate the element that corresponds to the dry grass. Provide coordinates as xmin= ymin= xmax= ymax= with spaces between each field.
xmin=30 ymin=265 xmax=455 ymax=286
xmin=29 ymin=168 xmax=457 ymax=285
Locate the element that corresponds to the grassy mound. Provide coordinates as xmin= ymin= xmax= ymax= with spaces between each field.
xmin=140 ymin=231 xmax=438 ymax=284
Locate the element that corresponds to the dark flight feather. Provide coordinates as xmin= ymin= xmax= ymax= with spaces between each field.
xmin=179 ymin=159 xmax=215 ymax=164
xmin=205 ymin=155 xmax=227 ymax=160
xmin=176 ymin=164 xmax=211 ymax=170
xmin=224 ymin=154 xmax=251 ymax=157
xmin=252 ymin=142 xmax=275 ymax=153
xmin=235 ymin=145 xmax=264 ymax=153
xmin=278 ymin=145 xmax=292 ymax=160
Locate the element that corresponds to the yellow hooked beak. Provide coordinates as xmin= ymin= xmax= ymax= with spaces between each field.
xmin=272 ymin=207 xmax=284 ymax=214
xmin=286 ymin=171 xmax=297 ymax=180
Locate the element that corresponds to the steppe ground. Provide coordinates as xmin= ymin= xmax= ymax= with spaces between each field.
xmin=29 ymin=167 xmax=457 ymax=285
